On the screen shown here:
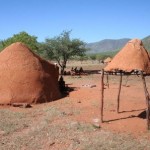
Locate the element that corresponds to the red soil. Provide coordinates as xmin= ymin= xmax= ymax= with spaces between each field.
xmin=0 ymin=73 xmax=150 ymax=138
xmin=64 ymin=74 xmax=150 ymax=137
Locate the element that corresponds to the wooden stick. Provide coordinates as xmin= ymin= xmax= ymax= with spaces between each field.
xmin=106 ymin=73 xmax=109 ymax=88
xmin=117 ymin=72 xmax=122 ymax=113
xmin=101 ymin=69 xmax=104 ymax=122
xmin=124 ymin=75 xmax=129 ymax=87
xmin=140 ymin=71 xmax=150 ymax=130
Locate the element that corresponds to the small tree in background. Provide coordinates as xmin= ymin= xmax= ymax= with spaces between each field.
xmin=37 ymin=42 xmax=52 ymax=59
xmin=90 ymin=54 xmax=96 ymax=63
xmin=0 ymin=41 xmax=3 ymax=51
xmin=2 ymin=31 xmax=39 ymax=53
xmin=96 ymin=54 xmax=101 ymax=63
xmin=45 ymin=30 xmax=87 ymax=74
xmin=79 ymin=55 xmax=88 ymax=64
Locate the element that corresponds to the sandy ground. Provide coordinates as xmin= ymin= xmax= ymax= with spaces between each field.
xmin=63 ymin=73 xmax=150 ymax=137
xmin=1 ymin=63 xmax=150 ymax=149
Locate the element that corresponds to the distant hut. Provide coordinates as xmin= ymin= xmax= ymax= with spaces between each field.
xmin=100 ymin=39 xmax=150 ymax=129
xmin=103 ymin=57 xmax=112 ymax=64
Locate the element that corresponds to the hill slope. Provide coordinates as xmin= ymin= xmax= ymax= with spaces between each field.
xmin=86 ymin=38 xmax=131 ymax=53
xmin=86 ymin=36 xmax=150 ymax=54
xmin=142 ymin=36 xmax=150 ymax=51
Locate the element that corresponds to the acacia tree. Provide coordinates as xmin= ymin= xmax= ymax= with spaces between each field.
xmin=45 ymin=31 xmax=87 ymax=74
xmin=2 ymin=31 xmax=39 ymax=53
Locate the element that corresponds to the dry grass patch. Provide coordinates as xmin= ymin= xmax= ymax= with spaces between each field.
xmin=1 ymin=106 xmax=150 ymax=150
xmin=0 ymin=109 xmax=32 ymax=135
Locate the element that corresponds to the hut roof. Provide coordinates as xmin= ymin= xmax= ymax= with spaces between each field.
xmin=104 ymin=39 xmax=150 ymax=74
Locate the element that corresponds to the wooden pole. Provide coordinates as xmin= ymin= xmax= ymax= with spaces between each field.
xmin=140 ymin=71 xmax=150 ymax=130
xmin=106 ymin=73 xmax=109 ymax=88
xmin=124 ymin=75 xmax=129 ymax=87
xmin=117 ymin=72 xmax=122 ymax=113
xmin=100 ymin=69 xmax=104 ymax=122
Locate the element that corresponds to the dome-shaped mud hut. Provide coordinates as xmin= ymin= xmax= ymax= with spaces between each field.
xmin=0 ymin=42 xmax=61 ymax=104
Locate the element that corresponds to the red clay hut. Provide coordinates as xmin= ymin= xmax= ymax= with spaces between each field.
xmin=0 ymin=42 xmax=61 ymax=104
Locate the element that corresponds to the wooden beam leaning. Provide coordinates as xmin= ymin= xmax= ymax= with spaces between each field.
xmin=140 ymin=71 xmax=150 ymax=130
xmin=100 ymin=69 xmax=104 ymax=122
xmin=106 ymin=73 xmax=109 ymax=88
xmin=117 ymin=71 xmax=122 ymax=113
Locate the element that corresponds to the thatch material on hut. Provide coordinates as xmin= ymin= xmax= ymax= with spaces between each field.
xmin=0 ymin=42 xmax=61 ymax=104
xmin=104 ymin=39 xmax=150 ymax=74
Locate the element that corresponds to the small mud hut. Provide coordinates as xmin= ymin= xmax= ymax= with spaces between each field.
xmin=100 ymin=39 xmax=150 ymax=129
xmin=104 ymin=57 xmax=112 ymax=64
xmin=0 ymin=42 xmax=61 ymax=105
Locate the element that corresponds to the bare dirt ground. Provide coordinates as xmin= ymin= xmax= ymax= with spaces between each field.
xmin=1 ymin=61 xmax=150 ymax=150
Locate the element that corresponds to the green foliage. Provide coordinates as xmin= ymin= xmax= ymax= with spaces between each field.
xmin=89 ymin=54 xmax=96 ymax=60
xmin=2 ymin=31 xmax=39 ymax=53
xmin=96 ymin=54 xmax=102 ymax=63
xmin=0 ymin=40 xmax=3 ymax=51
xmin=142 ymin=36 xmax=150 ymax=51
xmin=45 ymin=30 xmax=87 ymax=73
xmin=78 ymin=55 xmax=89 ymax=61
xmin=87 ymin=50 xmax=118 ymax=61
xmin=36 ymin=42 xmax=51 ymax=59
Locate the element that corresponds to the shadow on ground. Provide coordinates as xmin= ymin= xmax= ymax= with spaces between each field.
xmin=104 ymin=110 xmax=146 ymax=123
xmin=60 ymin=85 xmax=79 ymax=98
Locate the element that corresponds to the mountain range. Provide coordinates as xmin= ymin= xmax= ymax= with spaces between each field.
xmin=86 ymin=36 xmax=150 ymax=54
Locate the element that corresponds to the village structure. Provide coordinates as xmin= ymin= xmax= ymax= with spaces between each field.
xmin=1 ymin=38 xmax=150 ymax=149
xmin=0 ymin=42 xmax=61 ymax=105
xmin=101 ymin=39 xmax=150 ymax=129
xmin=0 ymin=39 xmax=150 ymax=130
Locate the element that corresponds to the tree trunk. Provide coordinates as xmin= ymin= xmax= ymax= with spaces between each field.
xmin=61 ymin=61 xmax=66 ymax=75
xmin=100 ymin=69 xmax=104 ymax=122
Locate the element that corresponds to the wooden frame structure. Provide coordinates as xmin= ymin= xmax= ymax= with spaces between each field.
xmin=100 ymin=69 xmax=150 ymax=130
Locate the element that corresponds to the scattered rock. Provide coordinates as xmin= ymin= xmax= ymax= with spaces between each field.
xmin=90 ymin=85 xmax=96 ymax=88
xmin=71 ymin=138 xmax=80 ymax=144
xmin=92 ymin=118 xmax=101 ymax=128
xmin=81 ymin=84 xmax=96 ymax=88
xmin=61 ymin=111 xmax=73 ymax=116
xmin=49 ymin=141 xmax=55 ymax=146
xmin=12 ymin=103 xmax=32 ymax=108
xmin=0 ymin=130 xmax=5 ymax=136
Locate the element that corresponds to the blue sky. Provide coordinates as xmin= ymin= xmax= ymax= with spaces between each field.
xmin=0 ymin=0 xmax=149 ymax=43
